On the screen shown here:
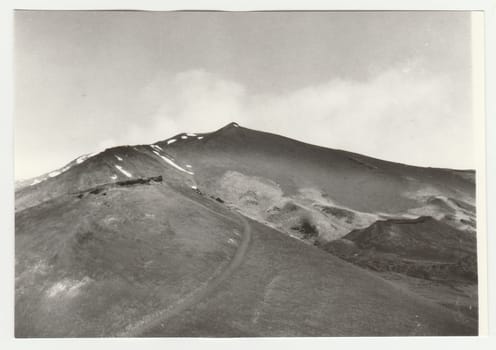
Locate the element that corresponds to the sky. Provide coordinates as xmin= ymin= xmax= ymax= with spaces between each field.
xmin=14 ymin=10 xmax=474 ymax=179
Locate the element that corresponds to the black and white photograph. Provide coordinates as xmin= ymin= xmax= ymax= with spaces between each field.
xmin=5 ymin=5 xmax=491 ymax=342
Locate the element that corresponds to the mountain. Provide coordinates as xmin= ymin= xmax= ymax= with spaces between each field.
xmin=323 ymin=216 xmax=477 ymax=281
xmin=15 ymin=122 xmax=477 ymax=337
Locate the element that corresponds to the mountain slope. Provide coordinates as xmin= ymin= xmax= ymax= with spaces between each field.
xmin=15 ymin=122 xmax=478 ymax=336
xmin=143 ymin=218 xmax=476 ymax=337
xmin=323 ymin=216 xmax=477 ymax=282
xmin=159 ymin=123 xmax=474 ymax=213
xmin=17 ymin=123 xmax=475 ymax=239
xmin=16 ymin=179 xmax=246 ymax=337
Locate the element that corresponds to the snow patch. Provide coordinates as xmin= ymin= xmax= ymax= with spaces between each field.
xmin=191 ymin=185 xmax=198 ymax=190
xmin=115 ymin=155 xmax=123 ymax=161
xmin=152 ymin=151 xmax=194 ymax=175
xmin=30 ymin=179 xmax=43 ymax=186
xmin=76 ymin=152 xmax=99 ymax=164
xmin=185 ymin=164 xmax=192 ymax=168
xmin=115 ymin=165 xmax=132 ymax=178
xmin=197 ymin=136 xmax=204 ymax=140
xmin=167 ymin=139 xmax=177 ymax=145
xmin=181 ymin=135 xmax=188 ymax=140
xmin=151 ymin=144 xmax=163 ymax=152
xmin=110 ymin=174 xmax=118 ymax=180
xmin=47 ymin=165 xmax=71 ymax=178
xmin=187 ymin=133 xmax=197 ymax=137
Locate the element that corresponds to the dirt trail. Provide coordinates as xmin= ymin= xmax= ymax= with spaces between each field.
xmin=118 ymin=192 xmax=252 ymax=337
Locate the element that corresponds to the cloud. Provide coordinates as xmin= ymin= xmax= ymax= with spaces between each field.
xmin=126 ymin=66 xmax=472 ymax=169
xmin=98 ymin=66 xmax=473 ymax=170
xmin=246 ymin=66 xmax=473 ymax=169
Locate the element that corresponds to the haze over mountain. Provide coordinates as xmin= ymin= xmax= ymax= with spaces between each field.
xmin=15 ymin=123 xmax=477 ymax=337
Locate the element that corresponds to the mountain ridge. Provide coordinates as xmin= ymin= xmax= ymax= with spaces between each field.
xmin=18 ymin=122 xmax=475 ymax=187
